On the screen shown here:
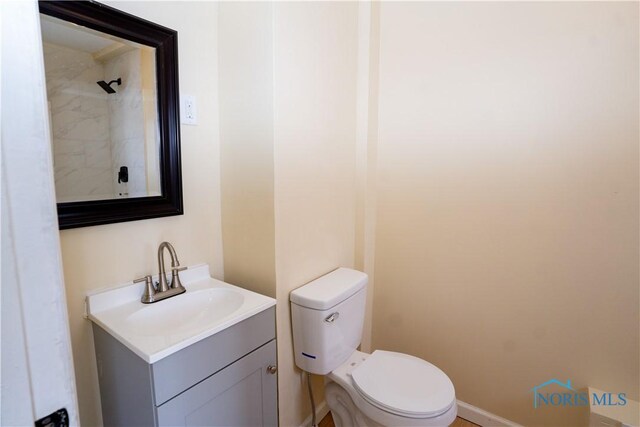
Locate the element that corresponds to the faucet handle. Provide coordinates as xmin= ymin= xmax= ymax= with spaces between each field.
xmin=135 ymin=275 xmax=156 ymax=304
xmin=170 ymin=266 xmax=187 ymax=289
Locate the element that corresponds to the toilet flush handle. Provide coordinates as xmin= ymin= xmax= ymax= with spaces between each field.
xmin=324 ymin=312 xmax=340 ymax=323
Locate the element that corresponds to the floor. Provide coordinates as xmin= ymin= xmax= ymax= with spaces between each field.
xmin=319 ymin=412 xmax=480 ymax=427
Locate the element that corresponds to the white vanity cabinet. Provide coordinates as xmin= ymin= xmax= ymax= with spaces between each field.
xmin=92 ymin=307 xmax=277 ymax=426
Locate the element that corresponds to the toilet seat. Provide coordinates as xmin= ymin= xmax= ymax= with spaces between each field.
xmin=351 ymin=350 xmax=456 ymax=419
xmin=327 ymin=350 xmax=457 ymax=426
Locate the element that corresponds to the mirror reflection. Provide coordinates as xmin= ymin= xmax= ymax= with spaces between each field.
xmin=40 ymin=14 xmax=161 ymax=202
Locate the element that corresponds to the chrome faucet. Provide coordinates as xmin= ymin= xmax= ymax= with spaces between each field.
xmin=157 ymin=241 xmax=186 ymax=292
xmin=135 ymin=242 xmax=187 ymax=303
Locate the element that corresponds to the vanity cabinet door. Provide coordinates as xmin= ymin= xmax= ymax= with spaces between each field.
xmin=156 ymin=340 xmax=277 ymax=427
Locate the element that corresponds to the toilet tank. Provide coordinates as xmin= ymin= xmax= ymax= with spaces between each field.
xmin=290 ymin=268 xmax=368 ymax=375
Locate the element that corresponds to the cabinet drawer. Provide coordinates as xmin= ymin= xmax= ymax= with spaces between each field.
xmin=157 ymin=340 xmax=277 ymax=426
xmin=151 ymin=307 xmax=275 ymax=405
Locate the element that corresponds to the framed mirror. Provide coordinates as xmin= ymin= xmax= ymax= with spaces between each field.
xmin=39 ymin=1 xmax=183 ymax=229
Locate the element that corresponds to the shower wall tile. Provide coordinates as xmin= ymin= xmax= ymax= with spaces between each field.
xmin=85 ymin=140 xmax=113 ymax=168
xmin=53 ymin=152 xmax=84 ymax=170
xmin=44 ymin=42 xmax=154 ymax=202
xmin=43 ymin=42 xmax=115 ymax=202
xmin=54 ymin=166 xmax=114 ymax=202
xmin=105 ymin=50 xmax=147 ymax=197
xmin=53 ymin=138 xmax=85 ymax=155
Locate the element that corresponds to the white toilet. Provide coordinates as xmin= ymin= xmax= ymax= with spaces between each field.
xmin=290 ymin=268 xmax=457 ymax=427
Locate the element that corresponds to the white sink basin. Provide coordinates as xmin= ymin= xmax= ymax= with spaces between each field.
xmin=86 ymin=264 xmax=276 ymax=363
xmin=125 ymin=288 xmax=245 ymax=337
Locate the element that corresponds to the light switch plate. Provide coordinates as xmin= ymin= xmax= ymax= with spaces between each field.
xmin=181 ymin=94 xmax=197 ymax=125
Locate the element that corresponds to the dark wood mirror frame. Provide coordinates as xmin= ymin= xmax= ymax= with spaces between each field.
xmin=39 ymin=0 xmax=183 ymax=230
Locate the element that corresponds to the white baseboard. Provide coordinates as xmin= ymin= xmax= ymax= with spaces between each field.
xmin=299 ymin=400 xmax=330 ymax=427
xmin=457 ymin=400 xmax=522 ymax=427
xmin=299 ymin=398 xmax=518 ymax=427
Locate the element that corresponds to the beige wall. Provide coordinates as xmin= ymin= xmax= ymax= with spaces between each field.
xmin=354 ymin=1 xmax=380 ymax=353
xmin=371 ymin=2 xmax=639 ymax=426
xmin=218 ymin=3 xmax=360 ymax=425
xmin=218 ymin=2 xmax=276 ymax=299
xmin=272 ymin=2 xmax=359 ymax=426
xmin=58 ymin=2 xmax=223 ymax=425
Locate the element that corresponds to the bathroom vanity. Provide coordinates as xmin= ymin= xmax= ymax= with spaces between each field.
xmin=87 ymin=265 xmax=277 ymax=426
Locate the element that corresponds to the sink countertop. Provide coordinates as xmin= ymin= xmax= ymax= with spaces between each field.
xmin=86 ymin=264 xmax=276 ymax=363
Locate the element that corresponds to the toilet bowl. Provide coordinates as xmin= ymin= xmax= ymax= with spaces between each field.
xmin=290 ymin=268 xmax=457 ymax=427
xmin=326 ymin=350 xmax=457 ymax=427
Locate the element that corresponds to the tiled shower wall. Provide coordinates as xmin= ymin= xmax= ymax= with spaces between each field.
xmin=43 ymin=43 xmax=154 ymax=201
xmin=104 ymin=50 xmax=147 ymax=197
xmin=44 ymin=42 xmax=114 ymax=202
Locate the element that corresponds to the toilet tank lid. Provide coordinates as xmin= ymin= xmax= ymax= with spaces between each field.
xmin=290 ymin=268 xmax=367 ymax=310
